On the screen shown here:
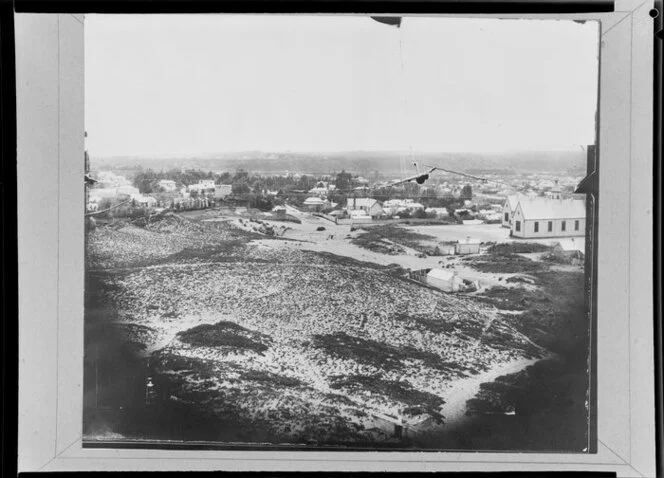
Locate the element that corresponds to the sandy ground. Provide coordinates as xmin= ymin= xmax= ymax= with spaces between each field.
xmin=404 ymin=223 xmax=585 ymax=255
xmin=239 ymin=211 xmax=553 ymax=428
xmin=102 ymin=209 xmax=564 ymax=436
xmin=436 ymin=356 xmax=541 ymax=428
xmin=248 ymin=216 xmax=537 ymax=291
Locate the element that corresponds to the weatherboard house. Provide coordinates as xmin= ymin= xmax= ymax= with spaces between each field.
xmin=510 ymin=198 xmax=586 ymax=239
xmin=426 ymin=268 xmax=463 ymax=292
xmin=502 ymin=194 xmax=523 ymax=227
xmin=304 ymin=196 xmax=326 ymax=211
xmin=346 ymin=197 xmax=383 ymax=218
xmin=455 ymin=237 xmax=481 ymax=255
xmin=552 ymin=238 xmax=584 ymax=260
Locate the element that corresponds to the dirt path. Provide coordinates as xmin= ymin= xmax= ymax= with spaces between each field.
xmin=435 ymin=356 xmax=540 ymax=429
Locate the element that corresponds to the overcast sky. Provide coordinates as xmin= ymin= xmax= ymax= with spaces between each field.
xmin=85 ymin=15 xmax=599 ymax=157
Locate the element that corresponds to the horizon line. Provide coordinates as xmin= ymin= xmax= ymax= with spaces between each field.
xmin=90 ymin=147 xmax=593 ymax=159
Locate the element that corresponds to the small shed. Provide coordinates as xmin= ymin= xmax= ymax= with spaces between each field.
xmin=329 ymin=209 xmax=346 ymax=217
xmin=304 ymin=197 xmax=326 ymax=211
xmin=455 ymin=236 xmax=481 ymax=255
xmin=215 ymin=184 xmax=233 ymax=199
xmin=426 ymin=268 xmax=463 ymax=292
xmin=437 ymin=243 xmax=456 ymax=255
xmin=552 ymin=239 xmax=584 ymax=260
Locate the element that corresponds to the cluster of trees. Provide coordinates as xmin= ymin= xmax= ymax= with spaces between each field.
xmin=132 ymin=168 xmax=215 ymax=194
xmin=132 ymin=168 xmax=354 ymax=196
xmin=129 ymin=167 xmax=476 ymax=215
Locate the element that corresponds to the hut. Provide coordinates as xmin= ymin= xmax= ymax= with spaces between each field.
xmin=552 ymin=238 xmax=584 ymax=261
xmin=455 ymin=237 xmax=481 ymax=255
xmin=437 ymin=242 xmax=456 ymax=255
xmin=511 ymin=198 xmax=586 ymax=239
xmin=426 ymin=268 xmax=464 ymax=292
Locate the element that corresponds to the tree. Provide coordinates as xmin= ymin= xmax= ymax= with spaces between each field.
xmin=413 ymin=208 xmax=428 ymax=219
xmin=216 ymin=172 xmax=232 ymax=185
xmin=335 ymin=170 xmax=352 ymax=192
xmin=250 ymin=195 xmax=273 ymax=211
xmin=232 ymin=183 xmax=251 ymax=195
xmin=461 ymin=184 xmax=473 ymax=199
xmin=296 ymin=175 xmax=316 ymax=191
xmin=133 ymin=169 xmax=158 ymax=193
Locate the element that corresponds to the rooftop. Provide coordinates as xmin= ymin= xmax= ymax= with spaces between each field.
xmin=427 ymin=268 xmax=457 ymax=281
xmin=517 ymin=198 xmax=586 ymax=220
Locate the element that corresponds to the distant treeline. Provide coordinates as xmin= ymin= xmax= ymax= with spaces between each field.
xmin=130 ymin=168 xmax=363 ymax=195
xmin=126 ymin=168 xmax=472 ymax=213
xmin=91 ymin=150 xmax=588 ymax=177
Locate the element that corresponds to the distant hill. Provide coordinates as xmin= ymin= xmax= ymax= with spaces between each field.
xmin=91 ymin=150 xmax=588 ymax=176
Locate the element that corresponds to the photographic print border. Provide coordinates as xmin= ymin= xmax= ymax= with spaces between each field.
xmin=10 ymin=0 xmax=658 ymax=475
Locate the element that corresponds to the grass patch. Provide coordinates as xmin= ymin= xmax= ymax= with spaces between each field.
xmin=330 ymin=374 xmax=445 ymax=420
xmin=178 ymin=321 xmax=269 ymax=353
xmin=479 ymin=270 xmax=587 ymax=357
xmin=241 ymin=369 xmax=303 ymax=388
xmin=475 ymin=285 xmax=550 ymax=311
xmin=351 ymin=225 xmax=436 ymax=255
xmin=312 ymin=332 xmax=403 ymax=369
xmin=312 ymin=331 xmax=461 ymax=374
xmin=487 ymin=242 xmax=552 ymax=254
xmin=463 ymin=253 xmax=549 ymax=274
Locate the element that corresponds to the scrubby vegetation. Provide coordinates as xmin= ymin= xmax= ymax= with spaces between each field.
xmin=330 ymin=374 xmax=445 ymax=421
xmin=178 ymin=321 xmax=270 ymax=353
xmin=477 ymin=271 xmax=587 ymax=357
xmin=487 ymin=242 xmax=552 ymax=254
xmin=463 ymin=252 xmax=550 ymax=274
xmin=351 ymin=225 xmax=437 ymax=255
xmin=241 ymin=369 xmax=304 ymax=388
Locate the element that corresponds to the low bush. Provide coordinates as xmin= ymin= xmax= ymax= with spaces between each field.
xmin=178 ymin=321 xmax=269 ymax=353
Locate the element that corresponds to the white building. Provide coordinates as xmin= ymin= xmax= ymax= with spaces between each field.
xmin=349 ymin=209 xmax=371 ymax=220
xmin=546 ymin=180 xmax=563 ymax=200
xmin=189 ymin=179 xmax=216 ymax=194
xmin=502 ymin=194 xmax=524 ymax=227
xmin=346 ymin=197 xmax=383 ymax=217
xmin=437 ymin=243 xmax=456 ymax=255
xmin=157 ymin=179 xmax=177 ymax=192
xmin=272 ymin=205 xmax=286 ymax=214
xmin=198 ymin=179 xmax=216 ymax=189
xmin=552 ymin=238 xmax=585 ymax=259
xmin=132 ymin=194 xmax=157 ymax=207
xmin=455 ymin=237 xmax=481 ymax=255
xmin=215 ymin=184 xmax=232 ymax=199
xmin=426 ymin=268 xmax=463 ymax=292
xmin=303 ymin=196 xmax=326 ymax=211
xmin=511 ymin=198 xmax=586 ymax=239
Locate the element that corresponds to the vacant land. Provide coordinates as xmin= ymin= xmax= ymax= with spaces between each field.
xmin=351 ymin=225 xmax=438 ymax=255
xmin=84 ymin=211 xmax=587 ymax=449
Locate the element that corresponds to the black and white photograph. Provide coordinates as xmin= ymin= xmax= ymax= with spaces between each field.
xmin=80 ymin=14 xmax=601 ymax=451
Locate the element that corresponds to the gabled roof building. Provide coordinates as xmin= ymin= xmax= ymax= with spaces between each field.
xmin=511 ymin=198 xmax=586 ymax=239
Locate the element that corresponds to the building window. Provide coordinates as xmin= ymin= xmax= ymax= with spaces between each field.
xmin=534 ymin=221 xmax=539 ymax=233
xmin=561 ymin=221 xmax=566 ymax=232
xmin=575 ymin=220 xmax=580 ymax=231
xmin=515 ymin=221 xmax=521 ymax=232
xmin=548 ymin=221 xmax=553 ymax=232
xmin=504 ymin=212 xmax=509 ymax=222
